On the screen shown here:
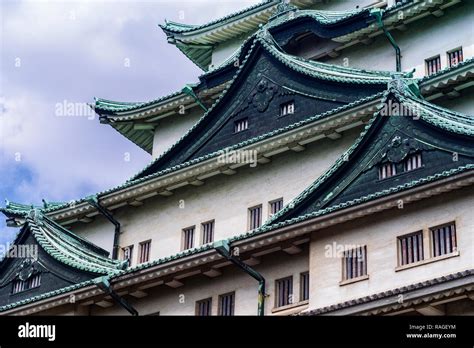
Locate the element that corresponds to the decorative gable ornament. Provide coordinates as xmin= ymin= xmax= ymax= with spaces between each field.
xmin=385 ymin=136 xmax=419 ymax=163
xmin=17 ymin=258 xmax=38 ymax=282
xmin=250 ymin=80 xmax=278 ymax=112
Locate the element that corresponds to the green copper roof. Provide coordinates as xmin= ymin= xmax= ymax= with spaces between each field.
xmin=160 ymin=1 xmax=277 ymax=34
xmin=419 ymin=57 xmax=474 ymax=83
xmin=1 ymin=199 xmax=66 ymax=217
xmin=251 ymin=80 xmax=474 ymax=233
xmin=158 ymin=0 xmax=446 ymax=70
xmin=0 ymin=278 xmax=97 ymax=313
xmin=9 ymin=209 xmax=127 ymax=274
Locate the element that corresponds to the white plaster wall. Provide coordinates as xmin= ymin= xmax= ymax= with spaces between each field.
xmin=72 ymin=127 xmax=362 ymax=266
xmin=69 ymin=215 xmax=114 ymax=255
xmin=308 ymin=186 xmax=474 ymax=311
xmin=433 ymin=88 xmax=474 ymax=114
xmin=152 ymin=109 xmax=203 ymax=159
xmin=90 ymin=247 xmax=309 ymax=316
xmin=324 ymin=2 xmax=474 ymax=77
xmin=211 ymin=37 xmax=245 ymax=68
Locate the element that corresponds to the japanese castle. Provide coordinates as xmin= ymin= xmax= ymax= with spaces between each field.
xmin=1 ymin=0 xmax=473 ymax=316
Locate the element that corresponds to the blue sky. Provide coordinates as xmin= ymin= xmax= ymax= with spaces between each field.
xmin=0 ymin=0 xmax=260 ymax=247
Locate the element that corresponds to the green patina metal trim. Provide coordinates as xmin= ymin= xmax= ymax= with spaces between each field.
xmin=0 ymin=209 xmax=127 ymax=275
xmin=159 ymin=0 xmax=277 ymax=34
xmin=3 ymin=162 xmax=471 ymax=313
xmin=0 ymin=278 xmax=98 ymax=312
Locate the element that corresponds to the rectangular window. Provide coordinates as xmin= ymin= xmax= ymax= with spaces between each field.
xmin=234 ymin=118 xmax=248 ymax=133
xmin=425 ymin=56 xmax=441 ymax=76
xmin=300 ymin=272 xmax=309 ymax=301
xmin=379 ymin=162 xmax=397 ymax=179
xmin=275 ymin=276 xmax=293 ymax=307
xmin=431 ymin=222 xmax=457 ymax=257
xmin=196 ymin=298 xmax=212 ymax=316
xmin=122 ymin=245 xmax=133 ymax=265
xmin=248 ymin=205 xmax=262 ymax=230
xmin=269 ymin=198 xmax=283 ymax=217
xmin=182 ymin=226 xmax=195 ymax=250
xmin=218 ymin=292 xmax=235 ymax=316
xmin=342 ymin=246 xmax=367 ymax=281
xmin=280 ymin=101 xmax=295 ymax=116
xmin=447 ymin=47 xmax=463 ymax=67
xmin=398 ymin=231 xmax=424 ymax=266
xmin=403 ymin=153 xmax=422 ymax=172
xmin=12 ymin=273 xmax=41 ymax=294
xmin=201 ymin=220 xmax=214 ymax=245
xmin=138 ymin=240 xmax=151 ymax=264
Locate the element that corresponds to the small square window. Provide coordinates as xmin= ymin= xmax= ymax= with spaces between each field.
xmin=269 ymin=198 xmax=283 ymax=217
xmin=234 ymin=118 xmax=248 ymax=133
xmin=398 ymin=231 xmax=424 ymax=266
xmin=218 ymin=292 xmax=235 ymax=316
xmin=201 ymin=220 xmax=214 ymax=245
xmin=425 ymin=56 xmax=441 ymax=76
xmin=248 ymin=205 xmax=262 ymax=230
xmin=280 ymin=101 xmax=295 ymax=116
xmin=379 ymin=162 xmax=397 ymax=179
xmin=196 ymin=298 xmax=212 ymax=316
xmin=275 ymin=276 xmax=293 ymax=307
xmin=431 ymin=222 xmax=457 ymax=257
xmin=447 ymin=48 xmax=463 ymax=67
xmin=342 ymin=246 xmax=367 ymax=281
xmin=300 ymin=272 xmax=309 ymax=301
xmin=182 ymin=226 xmax=195 ymax=250
xmin=138 ymin=240 xmax=151 ymax=264
xmin=403 ymin=153 xmax=422 ymax=172
xmin=12 ymin=273 xmax=41 ymax=294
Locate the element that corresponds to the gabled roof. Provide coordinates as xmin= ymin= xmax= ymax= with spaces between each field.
xmin=0 ymin=209 xmax=127 ymax=275
xmin=159 ymin=0 xmax=457 ymax=70
xmin=127 ymin=32 xmax=401 ymax=181
xmin=1 ymin=35 xmax=413 ymax=222
xmin=256 ymin=79 xmax=474 ymax=231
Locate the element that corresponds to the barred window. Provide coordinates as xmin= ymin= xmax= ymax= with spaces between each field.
xmin=138 ymin=240 xmax=151 ymax=264
xmin=275 ymin=276 xmax=293 ymax=307
xmin=379 ymin=162 xmax=397 ymax=179
xmin=122 ymin=245 xmax=133 ymax=265
xmin=431 ymin=223 xmax=457 ymax=257
xmin=234 ymin=118 xmax=248 ymax=133
xmin=425 ymin=56 xmax=441 ymax=76
xmin=201 ymin=220 xmax=214 ymax=245
xmin=398 ymin=231 xmax=424 ymax=266
xmin=248 ymin=205 xmax=262 ymax=230
xmin=196 ymin=298 xmax=212 ymax=316
xmin=404 ymin=153 xmax=422 ymax=172
xmin=342 ymin=246 xmax=367 ymax=281
xmin=300 ymin=272 xmax=309 ymax=301
xmin=218 ymin=292 xmax=235 ymax=316
xmin=447 ymin=48 xmax=463 ymax=67
xmin=12 ymin=273 xmax=41 ymax=294
xmin=269 ymin=198 xmax=283 ymax=217
xmin=182 ymin=226 xmax=195 ymax=250
xmin=280 ymin=101 xmax=295 ymax=116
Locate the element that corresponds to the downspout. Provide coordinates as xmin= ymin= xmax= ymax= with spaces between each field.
xmin=214 ymin=240 xmax=266 ymax=316
xmin=182 ymin=84 xmax=208 ymax=112
xmin=86 ymin=196 xmax=120 ymax=260
xmin=371 ymin=8 xmax=401 ymax=72
xmin=94 ymin=277 xmax=138 ymax=316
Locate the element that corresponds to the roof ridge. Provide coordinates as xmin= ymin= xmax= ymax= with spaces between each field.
xmin=159 ymin=0 xmax=277 ymax=33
